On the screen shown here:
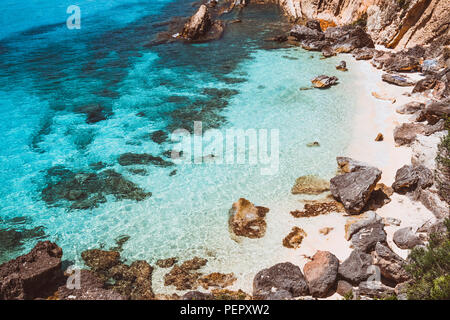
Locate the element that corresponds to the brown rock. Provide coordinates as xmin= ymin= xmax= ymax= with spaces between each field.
xmin=319 ymin=227 xmax=334 ymax=235
xmin=371 ymin=242 xmax=410 ymax=283
xmin=290 ymin=201 xmax=345 ymax=218
xmin=229 ymin=198 xmax=269 ymax=238
xmin=291 ymin=175 xmax=330 ymax=194
xmin=180 ymin=257 xmax=208 ymax=270
xmin=375 ymin=133 xmax=384 ymax=141
xmin=156 ymin=257 xmax=178 ymax=268
xmin=303 ymin=251 xmax=339 ymax=297
xmin=164 ymin=265 xmax=201 ymax=291
xmin=198 ymin=272 xmax=236 ymax=289
xmin=81 ymin=249 xmax=120 ymax=272
xmin=336 ymin=280 xmax=353 ymax=297
xmin=282 ymin=227 xmax=307 ymax=249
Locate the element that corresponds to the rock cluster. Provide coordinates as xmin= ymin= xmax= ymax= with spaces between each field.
xmin=229 ymin=198 xmax=269 ymax=238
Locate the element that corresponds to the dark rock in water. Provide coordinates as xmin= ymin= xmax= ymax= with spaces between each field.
xmin=330 ymin=158 xmax=382 ymax=214
xmin=180 ymin=4 xmax=224 ymax=42
xmin=253 ymin=262 xmax=309 ymax=299
xmin=336 ymin=61 xmax=347 ymax=71
xmin=303 ymin=251 xmax=339 ymax=298
xmin=289 ymin=25 xmax=324 ymax=42
xmin=311 ymin=75 xmax=338 ymax=88
xmin=382 ymin=73 xmax=416 ymax=86
xmin=358 ymin=281 xmax=395 ymax=298
xmin=350 ymin=223 xmax=387 ymax=253
xmin=371 ymin=242 xmax=409 ymax=283
xmin=150 ymin=130 xmax=169 ymax=144
xmin=81 ymin=249 xmax=121 ymax=273
xmin=42 ymin=167 xmax=152 ymax=209
xmin=202 ymin=88 xmax=239 ymax=99
xmin=75 ymin=104 xmax=112 ymax=124
xmin=265 ymin=35 xmax=287 ymax=42
xmin=127 ymin=168 xmax=148 ymax=176
xmin=229 ymin=198 xmax=269 ymax=239
xmin=118 ymin=153 xmax=173 ymax=167
xmin=392 ymin=164 xmax=433 ymax=194
xmin=183 ymin=291 xmax=213 ymax=300
xmin=57 ymin=269 xmax=125 ymax=300
xmin=393 ymin=227 xmax=424 ymax=249
xmin=338 ymin=250 xmax=373 ymax=285
xmin=156 ymin=257 xmax=178 ymax=268
xmin=89 ymin=161 xmax=107 ymax=170
xmin=0 ymin=241 xmax=64 ymax=300
xmin=169 ymin=170 xmax=177 ymax=176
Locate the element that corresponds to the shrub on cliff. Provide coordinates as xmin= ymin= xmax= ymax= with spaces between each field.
xmin=405 ymin=218 xmax=450 ymax=300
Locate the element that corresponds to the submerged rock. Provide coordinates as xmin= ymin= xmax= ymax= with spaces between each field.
xmin=81 ymin=249 xmax=120 ymax=273
xmin=303 ymin=251 xmax=339 ymax=297
xmin=282 ymin=227 xmax=307 ymax=249
xmin=290 ymin=200 xmax=345 ymax=218
xmin=291 ymin=175 xmax=330 ymax=195
xmin=330 ymin=158 xmax=382 ymax=214
xmin=118 ymin=153 xmax=173 ymax=167
xmin=156 ymin=257 xmax=178 ymax=268
xmin=311 ymin=75 xmax=338 ymax=88
xmin=198 ymin=272 xmax=236 ymax=289
xmin=228 ymin=198 xmax=269 ymax=239
xmin=336 ymin=61 xmax=347 ymax=71
xmin=253 ymin=262 xmax=309 ymax=299
xmin=0 ymin=241 xmax=63 ymax=300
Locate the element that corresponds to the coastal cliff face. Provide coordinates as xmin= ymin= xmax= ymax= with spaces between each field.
xmin=274 ymin=0 xmax=449 ymax=52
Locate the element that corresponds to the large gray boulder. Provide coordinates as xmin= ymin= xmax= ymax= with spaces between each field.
xmin=330 ymin=158 xmax=382 ymax=214
xmin=253 ymin=262 xmax=309 ymax=299
xmin=338 ymin=250 xmax=373 ymax=285
xmin=371 ymin=242 xmax=410 ymax=283
xmin=392 ymin=164 xmax=433 ymax=194
xmin=393 ymin=227 xmax=424 ymax=249
xmin=350 ymin=223 xmax=387 ymax=253
xmin=303 ymin=251 xmax=339 ymax=297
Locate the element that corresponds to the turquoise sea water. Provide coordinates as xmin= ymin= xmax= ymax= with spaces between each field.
xmin=0 ymin=1 xmax=358 ymax=289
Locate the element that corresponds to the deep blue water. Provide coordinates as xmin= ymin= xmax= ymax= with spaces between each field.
xmin=0 ymin=0 xmax=359 ymax=291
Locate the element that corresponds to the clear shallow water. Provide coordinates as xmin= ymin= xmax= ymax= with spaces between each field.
xmin=0 ymin=1 xmax=357 ymax=289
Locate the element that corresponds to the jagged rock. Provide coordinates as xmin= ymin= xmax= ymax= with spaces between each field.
xmin=330 ymin=159 xmax=382 ymax=214
xmin=164 ymin=265 xmax=201 ymax=291
xmin=290 ymin=200 xmax=345 ymax=218
xmin=321 ymin=45 xmax=336 ymax=57
xmin=81 ymin=249 xmax=120 ymax=273
xmin=211 ymin=288 xmax=252 ymax=300
xmin=57 ymin=269 xmax=125 ymax=300
xmin=180 ymin=5 xmax=224 ymax=42
xmin=289 ymin=24 xmax=324 ymax=42
xmin=324 ymin=26 xmax=374 ymax=53
xmin=182 ymin=291 xmax=213 ymax=300
xmin=423 ymin=98 xmax=450 ymax=125
xmin=382 ymin=73 xmax=416 ymax=86
xmin=336 ymin=157 xmax=371 ymax=173
xmin=365 ymin=183 xmax=393 ymax=211
xmin=198 ymin=272 xmax=236 ymax=289
xmin=291 ymin=175 xmax=330 ymax=194
xmin=311 ymin=75 xmax=338 ymax=88
xmin=228 ymin=198 xmax=269 ymax=238
xmin=303 ymin=251 xmax=339 ymax=297
xmin=358 ymin=281 xmax=395 ymax=298
xmin=0 ymin=241 xmax=63 ymax=300
xmin=156 ymin=257 xmax=178 ymax=268
xmin=352 ymin=47 xmax=376 ymax=60
xmin=351 ymin=223 xmax=387 ymax=253
xmin=371 ymin=242 xmax=409 ymax=283
xmin=336 ymin=280 xmax=353 ymax=297
xmin=282 ymin=227 xmax=307 ymax=249
xmin=253 ymin=262 xmax=309 ymax=299
xmin=393 ymin=227 xmax=424 ymax=249
xmin=338 ymin=250 xmax=373 ymax=285
xmin=306 ymin=19 xmax=322 ymax=32
xmin=383 ymin=53 xmax=421 ymax=72
xmin=345 ymin=211 xmax=383 ymax=240
xmin=396 ymin=101 xmax=425 ymax=114
xmin=336 ymin=61 xmax=347 ymax=71
xmin=374 ymin=133 xmax=384 ymax=141
xmin=118 ymin=153 xmax=173 ymax=167
xmin=392 ymin=164 xmax=434 ymax=194
xmin=306 ymin=141 xmax=320 ymax=147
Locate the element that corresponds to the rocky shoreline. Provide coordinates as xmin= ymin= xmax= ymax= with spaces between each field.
xmin=0 ymin=0 xmax=448 ymax=300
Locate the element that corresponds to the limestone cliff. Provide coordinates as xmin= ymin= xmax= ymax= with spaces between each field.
xmin=273 ymin=0 xmax=449 ymax=52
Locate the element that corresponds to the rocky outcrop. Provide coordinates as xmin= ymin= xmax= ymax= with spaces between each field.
xmin=291 ymin=175 xmax=330 ymax=194
xmin=330 ymin=158 xmax=382 ymax=214
xmin=303 ymin=251 xmax=339 ymax=297
xmin=371 ymin=242 xmax=410 ymax=283
xmin=253 ymin=262 xmax=309 ymax=299
xmin=0 ymin=241 xmax=63 ymax=300
xmin=311 ymin=75 xmax=339 ymax=88
xmin=392 ymin=164 xmax=434 ymax=194
xmin=229 ymin=198 xmax=269 ymax=238
xmin=351 ymin=223 xmax=387 ymax=252
xmin=393 ymin=227 xmax=424 ymax=249
xmin=180 ymin=4 xmax=224 ymax=42
xmin=382 ymin=73 xmax=416 ymax=86
xmin=345 ymin=211 xmax=383 ymax=240
xmin=338 ymin=250 xmax=373 ymax=285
